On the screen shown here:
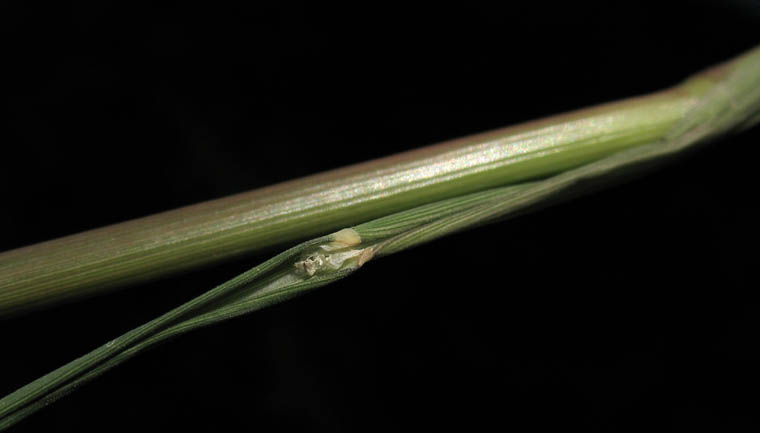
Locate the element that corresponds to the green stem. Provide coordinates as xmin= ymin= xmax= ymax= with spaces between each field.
xmin=0 ymin=48 xmax=748 ymax=316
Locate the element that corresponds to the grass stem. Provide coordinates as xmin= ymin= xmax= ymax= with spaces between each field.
xmin=0 ymin=45 xmax=753 ymax=317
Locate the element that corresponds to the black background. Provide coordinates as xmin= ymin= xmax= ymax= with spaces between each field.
xmin=1 ymin=1 xmax=760 ymax=431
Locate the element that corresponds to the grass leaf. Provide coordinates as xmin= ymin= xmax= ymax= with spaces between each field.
xmin=2 ymin=43 xmax=759 ymax=432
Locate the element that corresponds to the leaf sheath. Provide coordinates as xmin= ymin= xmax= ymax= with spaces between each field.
xmin=0 ymin=47 xmax=748 ymax=316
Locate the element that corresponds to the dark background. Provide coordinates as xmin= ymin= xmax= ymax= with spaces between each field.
xmin=1 ymin=1 xmax=759 ymax=431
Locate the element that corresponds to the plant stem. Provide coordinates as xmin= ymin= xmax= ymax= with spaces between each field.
xmin=0 ymin=49 xmax=747 ymax=317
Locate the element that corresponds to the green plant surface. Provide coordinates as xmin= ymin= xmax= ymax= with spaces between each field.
xmin=2 ymin=42 xmax=759 ymax=429
xmin=0 ymin=48 xmax=748 ymax=317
